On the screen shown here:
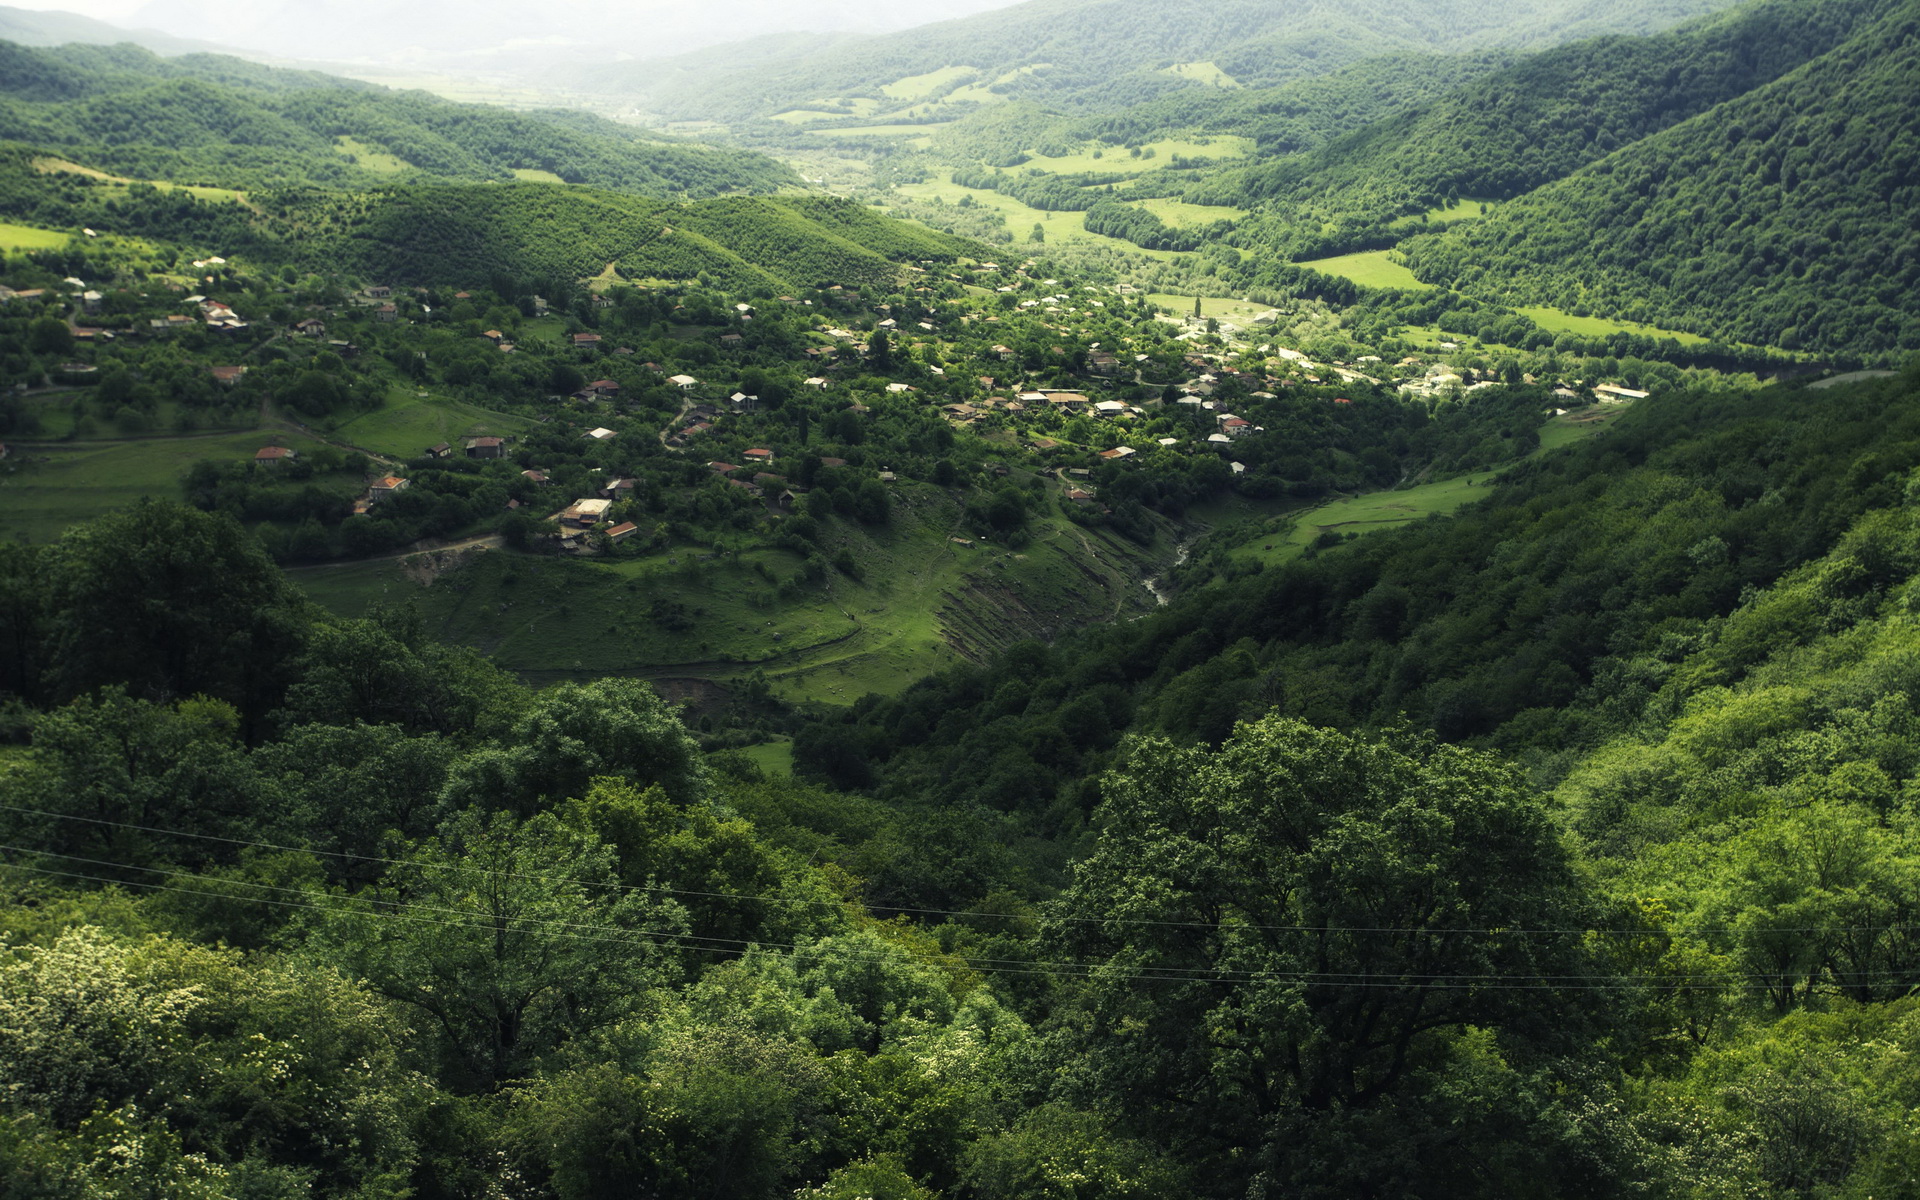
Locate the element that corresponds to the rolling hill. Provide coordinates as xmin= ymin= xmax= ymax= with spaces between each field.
xmin=272 ymin=186 xmax=983 ymax=290
xmin=0 ymin=39 xmax=798 ymax=197
xmin=609 ymin=0 xmax=1747 ymax=122
xmin=1398 ymin=0 xmax=1920 ymax=353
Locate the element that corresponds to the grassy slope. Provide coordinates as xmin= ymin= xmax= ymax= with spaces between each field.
xmin=292 ymin=479 xmax=1173 ymax=704
xmin=0 ymin=428 xmax=333 ymax=543
xmin=1219 ymin=404 xmax=1634 ymax=568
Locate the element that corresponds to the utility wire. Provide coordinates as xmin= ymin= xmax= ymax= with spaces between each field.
xmin=2 ymin=801 xmax=1912 ymax=939
xmin=3 ymin=850 xmax=1912 ymax=994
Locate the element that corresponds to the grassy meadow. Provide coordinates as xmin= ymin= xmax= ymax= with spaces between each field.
xmin=329 ymin=388 xmax=535 ymax=459
xmin=1160 ymin=61 xmax=1239 ymax=87
xmin=1217 ymin=405 xmax=1636 ymax=569
xmin=1296 ymin=250 xmax=1433 ymax=290
xmin=1518 ymin=305 xmax=1708 ymax=345
xmin=292 ymin=479 xmax=1170 ymax=704
xmin=0 ymin=221 xmax=70 ymax=251
xmin=1019 ymin=136 xmax=1253 ymax=175
xmin=0 ymin=428 xmax=331 ymax=543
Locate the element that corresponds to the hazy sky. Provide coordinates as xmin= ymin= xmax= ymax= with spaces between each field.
xmin=7 ymin=0 xmax=1036 ymax=62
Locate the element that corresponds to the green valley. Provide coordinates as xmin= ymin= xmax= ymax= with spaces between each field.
xmin=7 ymin=1 xmax=1920 ymax=1197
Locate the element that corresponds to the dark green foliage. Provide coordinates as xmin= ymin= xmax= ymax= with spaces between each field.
xmin=632 ymin=0 xmax=1736 ymax=122
xmin=1401 ymin=0 xmax=1920 ymax=353
xmin=1048 ymin=717 xmax=1599 ymax=1195
xmin=42 ymin=499 xmax=309 ymax=731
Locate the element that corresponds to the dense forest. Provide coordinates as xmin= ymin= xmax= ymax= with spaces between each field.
xmin=621 ymin=0 xmax=1739 ymax=120
xmin=9 ymin=364 xmax=1920 ymax=1198
xmin=1398 ymin=0 xmax=1920 ymax=353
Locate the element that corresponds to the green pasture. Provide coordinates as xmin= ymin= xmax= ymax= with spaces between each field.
xmin=0 ymin=221 xmax=69 ymax=251
xmin=1020 ymin=136 xmax=1253 ymax=175
xmin=895 ymin=173 xmax=1183 ymax=258
xmin=20 ymin=393 xmax=253 ymax=441
xmin=881 ymin=66 xmax=978 ymax=101
xmin=1129 ymin=198 xmax=1245 ymax=227
xmin=1391 ymin=199 xmax=1489 ymax=228
xmin=329 ymin=389 xmax=535 ymax=459
xmin=810 ymin=124 xmax=946 ymax=140
xmin=519 ymin=315 xmax=568 ymax=344
xmin=32 ymin=157 xmax=251 ymax=207
xmin=944 ymin=66 xmax=1044 ymax=104
xmin=1518 ymin=305 xmax=1707 ymax=345
xmin=737 ymin=740 xmax=795 ymax=777
xmin=1145 ymin=293 xmax=1273 ymax=323
xmin=334 ymin=137 xmax=410 ymax=174
xmin=1217 ymin=406 xmax=1634 ymax=569
xmin=0 ymin=428 xmax=330 ymax=543
xmin=292 ymin=480 xmax=1168 ymax=705
xmin=1225 ymin=472 xmax=1497 ymax=568
xmin=1296 ymin=250 xmax=1433 ymax=290
xmin=1536 ymin=403 xmax=1632 ymax=451
xmin=1160 ymin=61 xmax=1239 ymax=87
xmin=510 ymin=168 xmax=567 ymax=184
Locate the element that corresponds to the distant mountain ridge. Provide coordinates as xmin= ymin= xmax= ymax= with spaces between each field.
xmin=0 ymin=40 xmax=798 ymax=197
xmin=616 ymin=0 xmax=1747 ymax=119
xmin=0 ymin=3 xmax=231 ymax=57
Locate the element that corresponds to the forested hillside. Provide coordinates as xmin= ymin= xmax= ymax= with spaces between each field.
xmin=9 ymin=368 xmax=1920 ymax=1197
xmin=622 ymin=0 xmax=1741 ymax=120
xmin=1202 ymin=0 xmax=1897 ymax=239
xmin=0 ymin=40 xmax=797 ymax=197
xmin=1399 ymin=0 xmax=1920 ymax=353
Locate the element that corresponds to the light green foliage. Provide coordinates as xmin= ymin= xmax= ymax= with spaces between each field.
xmin=320 ymin=806 xmax=688 ymax=1090
xmin=962 ymin=1105 xmax=1186 ymax=1199
xmin=438 ymin=677 xmax=709 ymax=813
xmin=0 ymin=926 xmax=420 ymax=1195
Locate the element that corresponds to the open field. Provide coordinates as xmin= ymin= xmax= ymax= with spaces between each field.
xmin=31 ymin=157 xmax=251 ymax=207
xmin=737 ymin=739 xmax=795 ymax=777
xmin=1021 ymin=136 xmax=1254 ymax=175
xmin=1296 ymin=250 xmax=1433 ymax=290
xmin=1129 ymin=198 xmax=1246 ymax=227
xmin=1218 ymin=405 xmax=1636 ymax=569
xmin=881 ymin=66 xmax=978 ymax=101
xmin=334 ymin=137 xmax=410 ymax=174
xmin=0 ymin=221 xmax=69 ymax=251
xmin=894 ymin=173 xmax=1185 ymax=258
xmin=1224 ymin=472 xmax=1498 ymax=568
xmin=19 ymin=393 xmax=254 ymax=442
xmin=1518 ymin=305 xmax=1708 ymax=345
xmin=1144 ymin=293 xmax=1273 ymax=323
xmin=0 ymin=428 xmax=330 ymax=543
xmin=329 ymin=389 xmax=536 ymax=459
xmin=1536 ymin=402 xmax=1633 ymax=451
xmin=1161 ymin=61 xmax=1239 ymax=87
xmin=510 ymin=168 xmax=567 ymax=184
xmin=945 ymin=65 xmax=1046 ymax=104
xmin=810 ymin=124 xmax=946 ymax=139
xmin=518 ymin=315 xmax=568 ymax=344
xmin=1392 ymin=199 xmax=1489 ymax=229
xmin=293 ymin=479 xmax=1170 ymax=705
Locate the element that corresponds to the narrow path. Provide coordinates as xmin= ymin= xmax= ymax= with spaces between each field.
xmin=287 ymin=533 xmax=502 ymax=571
xmin=657 ymin=393 xmax=696 ymax=449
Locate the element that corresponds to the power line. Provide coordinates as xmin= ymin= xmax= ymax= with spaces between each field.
xmin=3 ymin=801 xmax=1914 ymax=940
xmin=3 ymin=850 xmax=1913 ymax=994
